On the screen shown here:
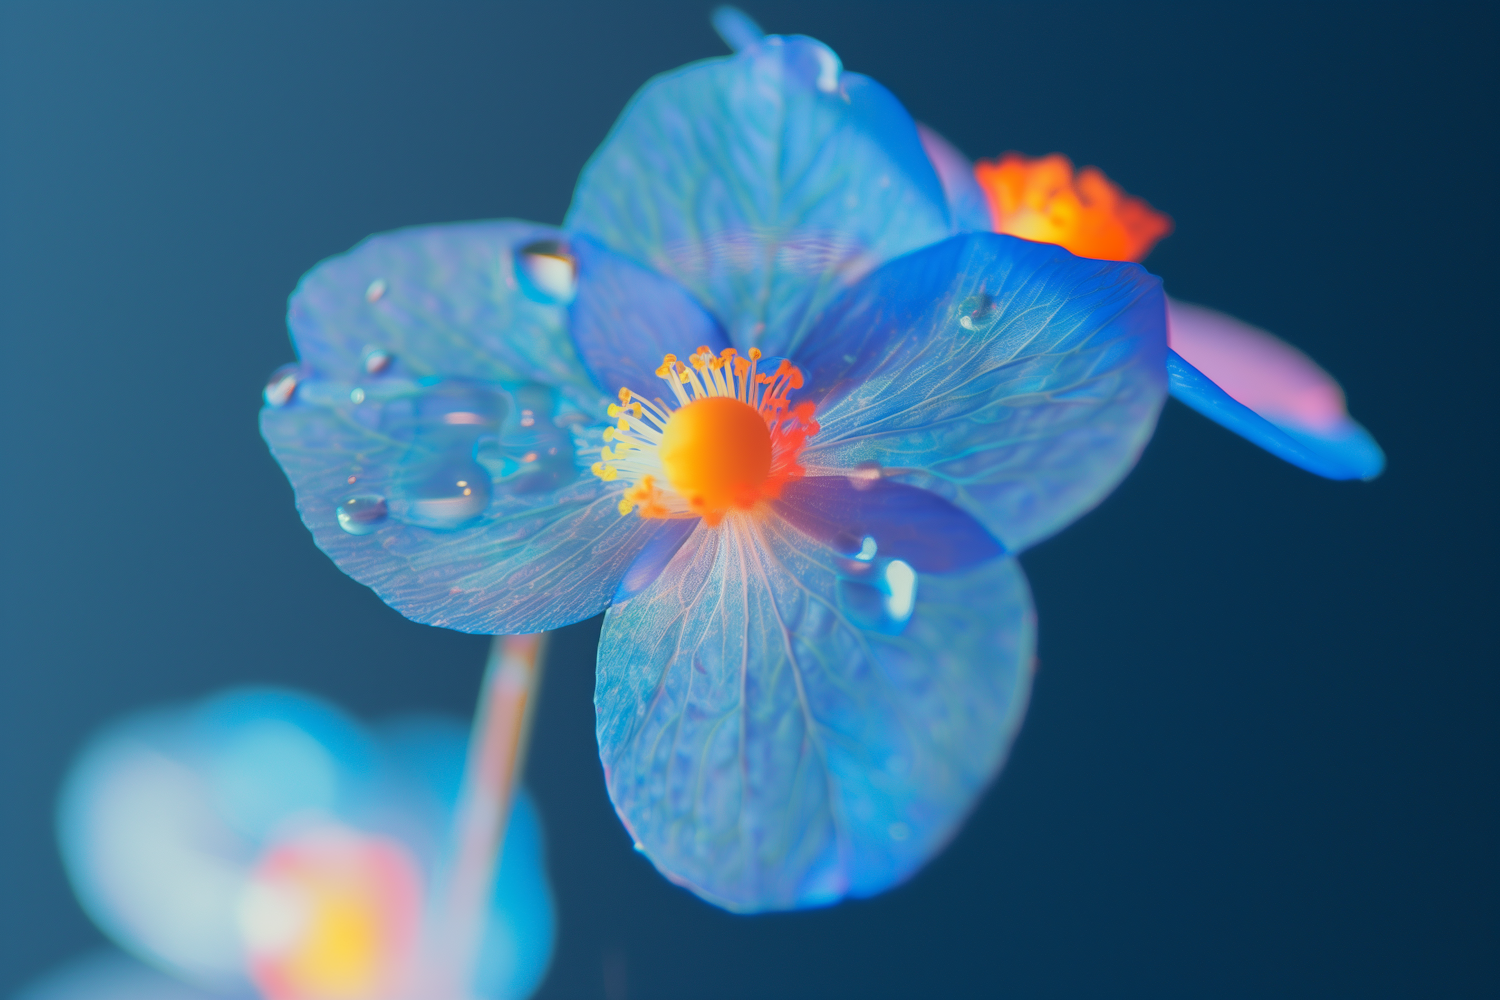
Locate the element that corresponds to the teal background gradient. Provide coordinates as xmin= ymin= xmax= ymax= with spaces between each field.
xmin=1 ymin=2 xmax=1494 ymax=996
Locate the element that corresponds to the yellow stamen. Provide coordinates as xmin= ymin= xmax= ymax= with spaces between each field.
xmin=592 ymin=348 xmax=820 ymax=525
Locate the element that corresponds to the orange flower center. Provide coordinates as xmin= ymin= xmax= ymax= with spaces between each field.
xmin=973 ymin=152 xmax=1172 ymax=263
xmin=592 ymin=346 xmax=818 ymax=525
xmin=660 ymin=396 xmax=773 ymax=513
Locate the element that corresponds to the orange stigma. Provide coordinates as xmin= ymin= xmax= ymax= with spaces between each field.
xmin=660 ymin=395 xmax=773 ymax=512
xmin=592 ymin=346 xmax=818 ymax=525
xmin=973 ymin=152 xmax=1172 ymax=263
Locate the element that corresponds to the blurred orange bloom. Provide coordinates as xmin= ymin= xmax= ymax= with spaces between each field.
xmin=974 ymin=153 xmax=1173 ymax=263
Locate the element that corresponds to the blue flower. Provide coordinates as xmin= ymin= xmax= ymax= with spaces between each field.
xmin=261 ymin=33 xmax=1175 ymax=913
xmin=57 ymin=688 xmax=555 ymax=999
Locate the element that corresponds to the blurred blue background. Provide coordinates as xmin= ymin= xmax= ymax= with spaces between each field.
xmin=1 ymin=2 xmax=1494 ymax=996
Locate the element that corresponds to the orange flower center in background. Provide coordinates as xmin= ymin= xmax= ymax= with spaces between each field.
xmin=239 ymin=828 xmax=422 ymax=1000
xmin=974 ymin=152 xmax=1173 ymax=263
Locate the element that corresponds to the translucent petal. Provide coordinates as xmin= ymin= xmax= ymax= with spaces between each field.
xmin=771 ymin=475 xmax=1004 ymax=572
xmin=595 ymin=514 xmax=1035 ymax=913
xmin=268 ymin=222 xmax=658 ymax=631
xmin=569 ymin=235 xmax=731 ymax=396
xmin=565 ymin=35 xmax=951 ymax=359
xmin=261 ymin=383 xmax=659 ymax=634
xmin=287 ymin=220 xmax=591 ymax=388
xmin=1166 ymin=350 xmax=1381 ymax=480
xmin=916 ymin=123 xmax=994 ymax=232
xmin=794 ymin=232 xmax=1168 ymax=552
xmin=1167 ymin=297 xmax=1385 ymax=480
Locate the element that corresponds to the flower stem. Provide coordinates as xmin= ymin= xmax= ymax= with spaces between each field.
xmin=428 ymin=632 xmax=547 ymax=999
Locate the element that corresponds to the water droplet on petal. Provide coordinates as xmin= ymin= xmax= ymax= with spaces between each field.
xmin=515 ymin=240 xmax=577 ymax=305
xmin=883 ymin=559 xmax=916 ymax=621
xmin=378 ymin=382 xmax=513 ymax=528
xmin=264 ymin=364 xmax=300 ymax=407
xmin=365 ymin=278 xmax=387 ymax=302
xmin=415 ymin=381 xmax=507 ymax=430
xmin=838 ymin=557 xmax=918 ymax=635
xmin=363 ymin=348 xmax=392 ymax=375
xmin=336 ymin=495 xmax=388 ymax=535
xmin=469 ymin=384 xmax=579 ymax=495
xmin=349 ymin=387 xmax=366 ymax=404
xmin=400 ymin=458 xmax=491 ymax=529
xmin=957 ymin=293 xmax=997 ymax=331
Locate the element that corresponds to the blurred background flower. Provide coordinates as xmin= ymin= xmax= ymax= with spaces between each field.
xmin=17 ymin=688 xmax=553 ymax=1000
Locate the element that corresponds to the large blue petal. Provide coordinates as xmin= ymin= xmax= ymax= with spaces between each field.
xmin=287 ymin=220 xmax=592 ymax=388
xmin=1166 ymin=350 xmax=1382 ymax=480
xmin=793 ymin=232 xmax=1168 ymax=552
xmin=264 ymin=223 xmax=675 ymax=633
xmin=262 ymin=387 xmax=667 ymax=634
xmin=595 ymin=514 xmax=1034 ymax=913
xmin=569 ymin=235 xmax=731 ymax=397
xmin=565 ymin=35 xmax=951 ymax=360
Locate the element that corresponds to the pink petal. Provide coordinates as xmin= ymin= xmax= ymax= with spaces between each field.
xmin=1166 ymin=297 xmax=1348 ymax=435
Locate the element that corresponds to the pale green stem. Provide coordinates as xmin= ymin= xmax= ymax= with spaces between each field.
xmin=424 ymin=632 xmax=547 ymax=999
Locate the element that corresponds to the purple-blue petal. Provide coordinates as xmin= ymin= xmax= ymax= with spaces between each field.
xmin=565 ymin=34 xmax=951 ymax=359
xmin=1165 ymin=298 xmax=1385 ymax=480
xmin=771 ymin=476 xmax=1003 ymax=573
xmin=791 ymin=231 xmax=1168 ymax=552
xmin=596 ymin=513 xmax=1035 ymax=912
xmin=569 ymin=235 xmax=731 ymax=397
xmin=262 ymin=223 xmax=663 ymax=635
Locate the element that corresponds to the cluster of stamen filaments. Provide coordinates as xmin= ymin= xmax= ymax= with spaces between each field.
xmin=590 ymin=345 xmax=819 ymax=523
